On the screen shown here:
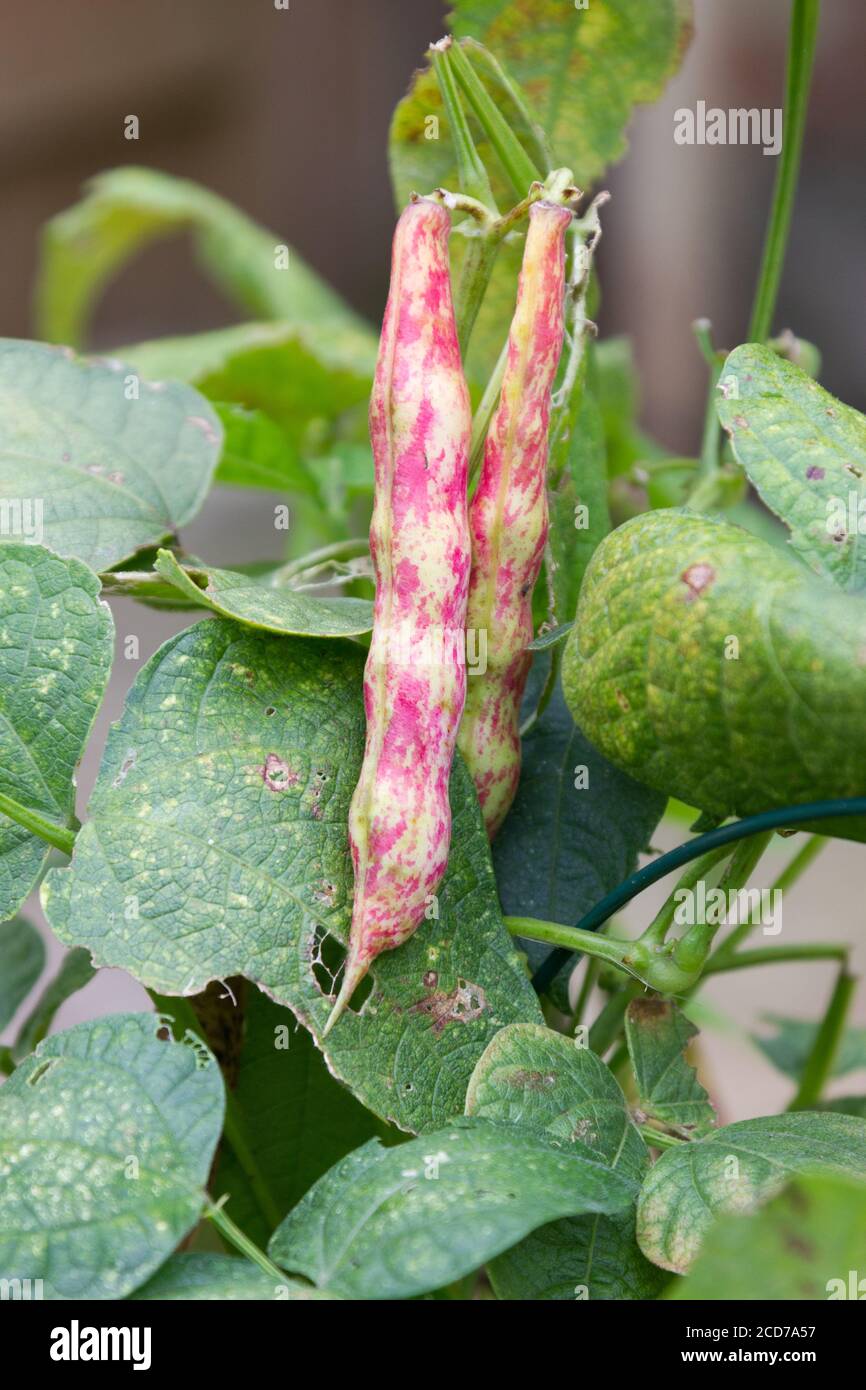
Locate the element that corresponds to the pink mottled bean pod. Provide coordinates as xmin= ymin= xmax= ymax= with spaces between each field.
xmin=324 ymin=198 xmax=471 ymax=1033
xmin=458 ymin=201 xmax=572 ymax=838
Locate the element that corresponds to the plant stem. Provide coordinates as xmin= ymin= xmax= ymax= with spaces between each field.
xmin=0 ymin=792 xmax=76 ymax=856
xmin=206 ymin=1200 xmax=288 ymax=1283
xmin=518 ymin=646 xmax=561 ymax=738
xmin=708 ymin=833 xmax=826 ymax=967
xmin=640 ymin=845 xmax=733 ymax=946
xmin=271 ymin=538 xmax=369 ymax=587
xmin=692 ymin=314 xmax=724 ymax=481
xmin=455 ymin=233 xmax=502 ymax=354
xmin=152 ymin=993 xmax=284 ymax=1233
xmin=773 ymin=832 xmax=827 ymax=894
xmin=704 ymin=942 xmax=848 ymax=975
xmin=747 ymin=0 xmax=821 ymax=344
xmin=572 ymin=956 xmax=600 ymax=1030
xmin=672 ymin=831 xmax=772 ymax=975
xmin=696 ymin=363 xmax=723 ymax=483
xmin=588 ymin=981 xmax=643 ymax=1056
xmin=504 ymin=915 xmax=634 ymax=973
xmin=531 ymin=796 xmax=866 ymax=994
xmin=639 ymin=1125 xmax=685 ymax=1151
xmin=469 ymin=338 xmax=508 ymax=486
xmin=789 ymin=967 xmax=856 ymax=1110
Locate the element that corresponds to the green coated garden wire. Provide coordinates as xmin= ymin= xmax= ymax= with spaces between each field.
xmin=530 ymin=797 xmax=866 ymax=993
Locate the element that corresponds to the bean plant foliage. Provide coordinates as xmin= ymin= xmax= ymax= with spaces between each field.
xmin=1 ymin=0 xmax=865 ymax=1305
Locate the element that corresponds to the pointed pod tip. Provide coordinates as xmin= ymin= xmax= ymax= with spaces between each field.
xmin=321 ymin=955 xmax=370 ymax=1037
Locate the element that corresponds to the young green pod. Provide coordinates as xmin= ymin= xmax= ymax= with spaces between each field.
xmin=458 ymin=200 xmax=572 ymax=837
xmin=324 ymin=199 xmax=471 ymax=1033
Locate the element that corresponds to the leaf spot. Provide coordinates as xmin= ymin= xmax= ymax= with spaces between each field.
xmin=112 ymin=748 xmax=137 ymax=787
xmin=409 ymin=977 xmax=487 ymax=1035
xmin=188 ymin=415 xmax=220 ymax=446
xmin=257 ymin=753 xmax=298 ymax=791
xmin=681 ymin=562 xmax=715 ymax=601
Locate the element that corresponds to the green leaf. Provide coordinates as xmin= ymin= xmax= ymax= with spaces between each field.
xmin=131 ymin=1253 xmax=334 ymax=1301
xmin=755 ymin=1013 xmax=866 ymax=1083
xmin=817 ymin=1096 xmax=866 ymax=1120
xmin=669 ymin=1174 xmax=866 ymax=1301
xmin=449 ymin=0 xmax=693 ymax=183
xmin=0 ymin=341 xmax=221 ymax=571
xmin=35 ymin=167 xmax=367 ymax=349
xmin=213 ymin=988 xmax=392 ymax=1246
xmin=122 ymin=320 xmax=375 ymax=445
xmin=153 ymin=551 xmax=373 ymax=639
xmin=0 ymin=1012 xmax=224 ymax=1299
xmin=625 ymin=998 xmax=716 ymax=1138
xmin=42 ymin=620 xmax=542 ymax=1133
xmin=214 ymin=403 xmax=315 ymax=496
xmin=492 ymin=675 xmax=665 ymax=1002
xmin=547 ymin=376 xmax=612 ymax=625
xmin=718 ymin=344 xmax=866 ymax=592
xmin=595 ymin=336 xmax=668 ymax=477
xmin=637 ymin=1111 xmax=866 ymax=1274
xmin=0 ymin=543 xmax=113 ymax=917
xmin=268 ymin=1115 xmax=637 ymax=1299
xmin=11 ymin=947 xmax=96 ymax=1064
xmin=562 ymin=509 xmax=866 ymax=840
xmin=0 ymin=918 xmax=44 ymax=1030
xmin=465 ymin=1023 xmax=664 ymax=1300
xmin=123 ymin=321 xmax=375 ymax=520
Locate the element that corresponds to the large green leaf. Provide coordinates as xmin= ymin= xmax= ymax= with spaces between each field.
xmin=670 ymin=1174 xmax=866 ymax=1301
xmin=123 ymin=320 xmax=375 ymax=444
xmin=123 ymin=321 xmax=375 ymax=519
xmin=268 ymin=1115 xmax=637 ymax=1300
xmin=10 ymin=947 xmax=95 ymax=1064
xmin=214 ymin=402 xmax=316 ymax=495
xmin=492 ymin=675 xmax=665 ymax=1003
xmin=562 ymin=509 xmax=866 ymax=840
xmin=465 ymin=1023 xmax=663 ymax=1300
xmin=42 ymin=621 xmax=542 ymax=1133
xmin=152 ymin=551 xmax=372 ymax=639
xmin=755 ymin=1013 xmax=866 ymax=1083
xmin=0 ymin=918 xmax=44 ymax=1030
xmin=131 ymin=1253 xmax=334 ymax=1301
xmin=213 ymin=988 xmax=392 ymax=1247
xmin=0 ymin=1013 xmax=224 ymax=1299
xmin=625 ymin=997 xmax=715 ymax=1138
xmin=0 ymin=543 xmax=113 ymax=917
xmin=637 ymin=1111 xmax=866 ymax=1274
xmin=35 ymin=167 xmax=367 ymax=348
xmin=0 ymin=341 xmax=221 ymax=571
xmin=718 ymin=344 xmax=866 ymax=592
xmin=450 ymin=1 xmax=692 ymax=182
xmin=391 ymin=4 xmax=691 ymax=203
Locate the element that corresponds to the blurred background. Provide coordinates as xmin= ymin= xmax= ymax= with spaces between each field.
xmin=2 ymin=0 xmax=864 ymax=1119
